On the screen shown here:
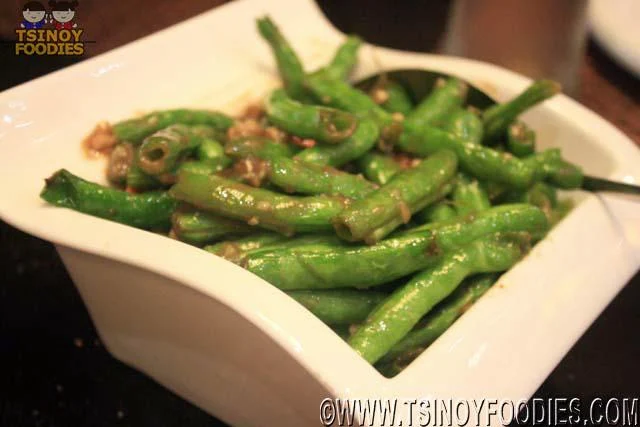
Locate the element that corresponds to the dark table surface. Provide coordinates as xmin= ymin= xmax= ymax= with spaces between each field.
xmin=1 ymin=1 xmax=639 ymax=426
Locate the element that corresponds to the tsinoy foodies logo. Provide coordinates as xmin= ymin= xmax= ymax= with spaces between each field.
xmin=15 ymin=1 xmax=87 ymax=56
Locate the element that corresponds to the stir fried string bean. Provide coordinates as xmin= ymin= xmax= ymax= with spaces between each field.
xmin=369 ymin=79 xmax=414 ymax=116
xmin=256 ymin=16 xmax=309 ymax=101
xmin=170 ymin=169 xmax=348 ymax=235
xmin=305 ymin=72 xmax=393 ymax=129
xmin=171 ymin=206 xmax=254 ymax=246
xmin=109 ymin=109 xmax=232 ymax=145
xmin=356 ymin=152 xmax=403 ymax=185
xmin=266 ymin=89 xmax=357 ymax=144
xmin=40 ymin=14 xmax=586 ymax=377
xmin=318 ymin=35 xmax=362 ymax=81
xmin=398 ymin=121 xmax=583 ymax=189
xmin=204 ymin=232 xmax=287 ymax=264
xmin=442 ymin=107 xmax=484 ymax=145
xmin=376 ymin=273 xmax=498 ymax=376
xmin=349 ymin=235 xmax=525 ymax=364
xmin=334 ymin=150 xmax=458 ymax=243
xmin=244 ymin=204 xmax=547 ymax=290
xmin=137 ymin=124 xmax=218 ymax=176
xmin=287 ymin=289 xmax=387 ymax=325
xmin=41 ymin=169 xmax=176 ymax=230
xmin=452 ymin=173 xmax=491 ymax=216
xmin=294 ymin=118 xmax=380 ymax=167
xmin=407 ymin=77 xmax=468 ymax=128
xmin=483 ymin=79 xmax=560 ymax=142
xmin=506 ymin=121 xmax=536 ymax=157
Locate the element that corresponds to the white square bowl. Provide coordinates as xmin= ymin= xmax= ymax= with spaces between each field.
xmin=1 ymin=0 xmax=639 ymax=425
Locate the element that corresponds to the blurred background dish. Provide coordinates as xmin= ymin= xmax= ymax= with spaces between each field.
xmin=589 ymin=0 xmax=640 ymax=79
xmin=442 ymin=0 xmax=589 ymax=95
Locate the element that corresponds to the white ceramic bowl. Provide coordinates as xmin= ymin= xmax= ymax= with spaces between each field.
xmin=1 ymin=0 xmax=639 ymax=425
